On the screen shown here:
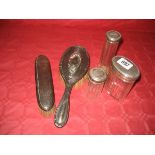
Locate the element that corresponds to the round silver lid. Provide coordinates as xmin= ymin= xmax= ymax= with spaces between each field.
xmin=88 ymin=67 xmax=107 ymax=83
xmin=106 ymin=30 xmax=121 ymax=42
xmin=112 ymin=56 xmax=140 ymax=81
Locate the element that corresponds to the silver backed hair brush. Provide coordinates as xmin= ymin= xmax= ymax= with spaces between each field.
xmin=54 ymin=46 xmax=90 ymax=128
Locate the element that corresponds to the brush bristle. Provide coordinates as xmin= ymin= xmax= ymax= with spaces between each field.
xmin=59 ymin=71 xmax=88 ymax=89
xmin=38 ymin=104 xmax=56 ymax=117
xmin=74 ymin=73 xmax=88 ymax=89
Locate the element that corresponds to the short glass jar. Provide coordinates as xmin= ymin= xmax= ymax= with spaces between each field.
xmin=88 ymin=67 xmax=107 ymax=98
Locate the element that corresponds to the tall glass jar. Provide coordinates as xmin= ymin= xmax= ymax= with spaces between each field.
xmin=105 ymin=56 xmax=140 ymax=100
xmin=99 ymin=30 xmax=122 ymax=73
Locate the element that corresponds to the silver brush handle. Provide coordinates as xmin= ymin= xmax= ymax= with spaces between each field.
xmin=54 ymin=87 xmax=71 ymax=128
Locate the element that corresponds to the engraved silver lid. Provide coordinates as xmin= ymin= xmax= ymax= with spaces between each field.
xmin=88 ymin=67 xmax=107 ymax=84
xmin=111 ymin=56 xmax=140 ymax=81
xmin=106 ymin=30 xmax=121 ymax=42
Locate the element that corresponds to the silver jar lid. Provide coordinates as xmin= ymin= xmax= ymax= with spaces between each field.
xmin=106 ymin=30 xmax=121 ymax=42
xmin=88 ymin=67 xmax=107 ymax=84
xmin=111 ymin=56 xmax=140 ymax=81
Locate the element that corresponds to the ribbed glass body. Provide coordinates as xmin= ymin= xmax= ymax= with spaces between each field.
xmin=105 ymin=67 xmax=135 ymax=100
xmin=88 ymin=80 xmax=105 ymax=98
xmin=99 ymin=30 xmax=121 ymax=73
xmin=87 ymin=67 xmax=107 ymax=98
xmin=100 ymin=40 xmax=119 ymax=67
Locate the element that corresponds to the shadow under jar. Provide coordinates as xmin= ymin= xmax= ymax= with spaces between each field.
xmin=105 ymin=56 xmax=140 ymax=100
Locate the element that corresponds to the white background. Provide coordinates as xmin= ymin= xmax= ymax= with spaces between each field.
xmin=0 ymin=0 xmax=154 ymax=18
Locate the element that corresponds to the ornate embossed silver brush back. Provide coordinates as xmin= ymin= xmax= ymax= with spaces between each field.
xmin=54 ymin=46 xmax=90 ymax=128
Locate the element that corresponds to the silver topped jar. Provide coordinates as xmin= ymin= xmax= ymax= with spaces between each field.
xmin=99 ymin=30 xmax=122 ymax=71
xmin=105 ymin=56 xmax=140 ymax=100
xmin=88 ymin=67 xmax=107 ymax=98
